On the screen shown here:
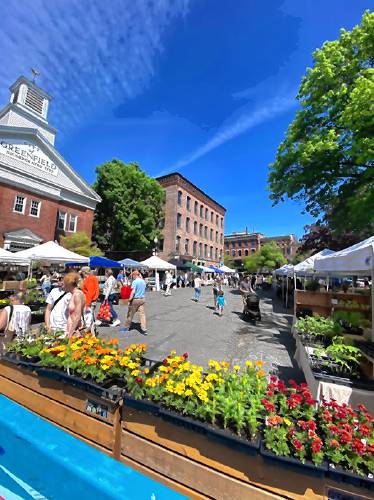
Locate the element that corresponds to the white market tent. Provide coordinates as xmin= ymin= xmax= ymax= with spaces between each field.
xmin=219 ymin=265 xmax=236 ymax=273
xmin=293 ymin=249 xmax=335 ymax=276
xmin=314 ymin=236 xmax=374 ymax=341
xmin=141 ymin=256 xmax=176 ymax=291
xmin=140 ymin=256 xmax=176 ymax=271
xmin=275 ymin=264 xmax=294 ymax=275
xmin=15 ymin=241 xmax=88 ymax=264
xmin=0 ymin=247 xmax=29 ymax=266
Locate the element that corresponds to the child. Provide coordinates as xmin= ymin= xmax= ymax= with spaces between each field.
xmin=216 ymin=289 xmax=225 ymax=316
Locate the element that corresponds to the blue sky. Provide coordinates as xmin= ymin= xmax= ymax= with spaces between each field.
xmin=0 ymin=0 xmax=371 ymax=238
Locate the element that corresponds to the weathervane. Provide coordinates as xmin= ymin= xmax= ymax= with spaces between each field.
xmin=30 ymin=68 xmax=40 ymax=83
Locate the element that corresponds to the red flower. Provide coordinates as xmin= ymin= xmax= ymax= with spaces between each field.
xmin=292 ymin=439 xmax=303 ymax=451
xmin=352 ymin=438 xmax=366 ymax=455
xmin=329 ymin=439 xmax=340 ymax=449
xmin=328 ymin=424 xmax=339 ymax=435
xmin=135 ymin=377 xmax=143 ymax=384
xmin=322 ymin=410 xmax=332 ymax=422
xmin=287 ymin=393 xmax=303 ymax=409
xmin=288 ymin=379 xmax=299 ymax=390
xmin=277 ymin=380 xmax=287 ymax=393
xmin=183 ymin=352 xmax=189 ymax=359
xmin=339 ymin=430 xmax=352 ymax=444
xmin=357 ymin=404 xmax=367 ymax=413
xmin=307 ymin=420 xmax=317 ymax=431
xmin=262 ymin=399 xmax=275 ymax=413
xmin=266 ymin=390 xmax=274 ymax=397
xmin=311 ymin=440 xmax=322 ymax=453
xmin=270 ymin=375 xmax=278 ymax=383
xmin=162 ymin=359 xmax=168 ymax=365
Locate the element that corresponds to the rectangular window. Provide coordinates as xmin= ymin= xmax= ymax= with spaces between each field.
xmin=210 ymin=246 xmax=213 ymax=258
xmin=210 ymin=228 xmax=213 ymax=241
xmin=177 ymin=213 xmax=182 ymax=228
xmin=216 ymin=231 xmax=218 ymax=243
xmin=29 ymin=200 xmax=40 ymax=217
xmin=13 ymin=195 xmax=25 ymax=214
xmin=184 ymin=239 xmax=189 ymax=255
xmin=194 ymin=201 xmax=198 ymax=215
xmin=198 ymin=243 xmax=202 ymax=257
xmin=200 ymin=205 xmax=204 ymax=217
xmin=204 ymin=226 xmax=208 ymax=238
xmin=57 ymin=211 xmax=66 ymax=230
xmin=177 ymin=190 xmax=182 ymax=206
xmin=176 ymin=236 xmax=181 ymax=252
xmin=159 ymin=238 xmax=164 ymax=252
xmin=204 ymin=244 xmax=208 ymax=258
xmin=193 ymin=241 xmax=197 ymax=256
xmin=215 ymin=248 xmax=218 ymax=260
xmin=199 ymin=224 xmax=203 ymax=237
xmin=68 ymin=214 xmax=77 ymax=232
xmin=216 ymin=214 xmax=219 ymax=226
xmin=186 ymin=196 xmax=191 ymax=211
xmin=221 ymin=217 xmax=223 ymax=228
xmin=205 ymin=208 xmax=208 ymax=220
xmin=186 ymin=217 xmax=190 ymax=233
xmin=220 ymin=233 xmax=223 ymax=244
xmin=194 ymin=221 xmax=197 ymax=235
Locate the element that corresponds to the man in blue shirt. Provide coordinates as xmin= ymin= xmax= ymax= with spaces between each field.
xmin=119 ymin=270 xmax=147 ymax=335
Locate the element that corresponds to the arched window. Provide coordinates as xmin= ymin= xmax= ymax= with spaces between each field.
xmin=193 ymin=241 xmax=197 ymax=256
xmin=231 ymin=249 xmax=236 ymax=256
xmin=238 ymin=249 xmax=242 ymax=257
xmin=245 ymin=249 xmax=249 ymax=256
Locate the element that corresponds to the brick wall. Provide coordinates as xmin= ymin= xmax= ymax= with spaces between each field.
xmin=0 ymin=182 xmax=94 ymax=247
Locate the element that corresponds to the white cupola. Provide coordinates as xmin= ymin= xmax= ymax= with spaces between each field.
xmin=0 ymin=75 xmax=57 ymax=145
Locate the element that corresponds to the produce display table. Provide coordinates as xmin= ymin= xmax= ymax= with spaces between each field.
xmin=294 ymin=335 xmax=374 ymax=414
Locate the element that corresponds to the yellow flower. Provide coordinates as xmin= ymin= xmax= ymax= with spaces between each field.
xmin=144 ymin=368 xmax=150 ymax=375
xmin=245 ymin=360 xmax=253 ymax=367
xmin=255 ymin=360 xmax=264 ymax=367
xmin=184 ymin=389 xmax=193 ymax=397
xmin=101 ymin=364 xmax=110 ymax=370
xmin=256 ymin=369 xmax=266 ymax=378
xmin=57 ymin=352 xmax=66 ymax=358
xmin=233 ymin=365 xmax=240 ymax=372
xmin=131 ymin=369 xmax=140 ymax=376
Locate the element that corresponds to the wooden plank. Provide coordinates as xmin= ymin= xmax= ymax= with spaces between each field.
xmin=0 ymin=376 xmax=114 ymax=451
xmin=112 ymin=402 xmax=122 ymax=460
xmin=121 ymin=430 xmax=288 ymax=500
xmin=120 ymin=455 xmax=210 ymax=500
xmin=122 ymin=408 xmax=323 ymax=499
xmin=0 ymin=361 xmax=116 ymax=423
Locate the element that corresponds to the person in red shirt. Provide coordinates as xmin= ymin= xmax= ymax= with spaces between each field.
xmin=80 ymin=267 xmax=99 ymax=329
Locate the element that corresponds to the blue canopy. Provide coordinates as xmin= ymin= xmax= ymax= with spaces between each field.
xmin=89 ymin=256 xmax=122 ymax=268
xmin=209 ymin=265 xmax=224 ymax=274
xmin=117 ymin=258 xmax=148 ymax=269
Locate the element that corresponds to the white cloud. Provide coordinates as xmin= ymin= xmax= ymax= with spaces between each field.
xmin=0 ymin=0 xmax=189 ymax=136
xmin=163 ymin=94 xmax=296 ymax=173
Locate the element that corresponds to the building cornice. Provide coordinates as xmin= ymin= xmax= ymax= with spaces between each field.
xmin=157 ymin=172 xmax=226 ymax=215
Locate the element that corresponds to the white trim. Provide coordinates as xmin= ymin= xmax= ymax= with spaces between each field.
xmin=13 ymin=193 xmax=26 ymax=214
xmin=67 ymin=214 xmax=77 ymax=233
xmin=29 ymin=199 xmax=41 ymax=218
xmin=57 ymin=211 xmax=66 ymax=230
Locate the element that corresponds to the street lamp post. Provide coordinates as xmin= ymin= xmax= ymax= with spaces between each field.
xmin=153 ymin=236 xmax=160 ymax=291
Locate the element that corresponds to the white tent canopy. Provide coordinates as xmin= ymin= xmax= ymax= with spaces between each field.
xmin=275 ymin=264 xmax=294 ymax=276
xmin=140 ymin=256 xmax=176 ymax=271
xmin=314 ymin=236 xmax=374 ymax=275
xmin=0 ymin=247 xmax=29 ymax=266
xmin=293 ymin=249 xmax=335 ymax=275
xmin=15 ymin=241 xmax=88 ymax=264
xmin=219 ymin=265 xmax=236 ymax=273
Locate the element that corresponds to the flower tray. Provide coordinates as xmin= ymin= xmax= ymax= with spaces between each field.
xmin=123 ymin=394 xmax=160 ymax=414
xmin=260 ymin=442 xmax=327 ymax=478
xmin=140 ymin=357 xmax=163 ymax=375
xmin=1 ymin=352 xmax=40 ymax=368
xmin=312 ymin=369 xmax=374 ymax=391
xmin=33 ymin=366 xmax=124 ymax=403
xmin=328 ymin=464 xmax=374 ymax=490
xmin=158 ymin=407 xmax=260 ymax=455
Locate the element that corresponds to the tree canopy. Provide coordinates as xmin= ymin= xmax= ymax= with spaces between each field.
xmin=269 ymin=11 xmax=374 ymax=235
xmin=60 ymin=232 xmax=103 ymax=257
xmin=93 ymin=160 xmax=165 ymax=253
xmin=298 ymin=223 xmax=363 ymax=255
xmin=243 ymin=242 xmax=287 ymax=272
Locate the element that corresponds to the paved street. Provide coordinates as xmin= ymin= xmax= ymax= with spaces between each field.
xmin=97 ymin=287 xmax=304 ymax=380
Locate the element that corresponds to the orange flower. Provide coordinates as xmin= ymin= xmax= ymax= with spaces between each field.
xmin=71 ymin=351 xmax=82 ymax=360
xmin=267 ymin=415 xmax=283 ymax=426
xmin=108 ymin=338 xmax=119 ymax=345
xmin=84 ymin=356 xmax=97 ymax=365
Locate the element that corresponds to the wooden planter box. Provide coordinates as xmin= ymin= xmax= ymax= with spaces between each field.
xmin=0 ymin=359 xmax=122 ymax=458
xmin=121 ymin=405 xmax=373 ymax=500
xmin=1 ymin=361 xmax=372 ymax=499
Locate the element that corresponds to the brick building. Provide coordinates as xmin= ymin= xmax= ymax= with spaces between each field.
xmin=156 ymin=173 xmax=226 ymax=266
xmin=0 ymin=76 xmax=100 ymax=250
xmin=224 ymin=230 xmax=298 ymax=266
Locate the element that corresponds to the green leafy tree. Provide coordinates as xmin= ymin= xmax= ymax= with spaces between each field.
xmin=223 ymin=254 xmax=234 ymax=267
xmin=93 ymin=160 xmax=165 ymax=252
xmin=61 ymin=232 xmax=103 ymax=257
xmin=243 ymin=242 xmax=286 ymax=272
xmin=269 ymin=11 xmax=374 ymax=235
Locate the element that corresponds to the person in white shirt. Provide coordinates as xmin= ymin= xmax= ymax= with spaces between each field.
xmin=45 ymin=274 xmax=71 ymax=333
xmin=40 ymin=271 xmax=52 ymax=297
xmin=193 ymin=274 xmax=202 ymax=302
xmin=0 ymin=292 xmax=31 ymax=354
xmin=164 ymin=271 xmax=173 ymax=296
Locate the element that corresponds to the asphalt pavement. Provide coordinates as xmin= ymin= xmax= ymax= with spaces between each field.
xmin=97 ymin=286 xmax=304 ymax=380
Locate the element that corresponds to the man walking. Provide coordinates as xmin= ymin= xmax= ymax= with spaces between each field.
xmin=164 ymin=270 xmax=173 ymax=296
xmin=120 ymin=270 xmax=147 ymax=335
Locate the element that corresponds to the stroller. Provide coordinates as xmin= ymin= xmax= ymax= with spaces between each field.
xmin=242 ymin=293 xmax=261 ymax=324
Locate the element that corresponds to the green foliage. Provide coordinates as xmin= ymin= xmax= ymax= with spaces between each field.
xmin=93 ymin=159 xmax=165 ymax=252
xmin=305 ymin=280 xmax=320 ymax=291
xmin=332 ymin=310 xmax=371 ymax=329
xmin=243 ymin=242 xmax=287 ymax=272
xmin=223 ymin=254 xmax=234 ymax=267
xmin=61 ymin=232 xmax=103 ymax=257
xmin=325 ymin=336 xmax=362 ymax=371
xmin=295 ymin=316 xmax=342 ymax=339
xmin=269 ymin=11 xmax=374 ymax=235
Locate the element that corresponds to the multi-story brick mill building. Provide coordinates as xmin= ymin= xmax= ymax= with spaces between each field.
xmin=224 ymin=230 xmax=298 ymax=267
xmin=0 ymin=75 xmax=101 ymax=251
xmin=156 ymin=173 xmax=226 ymax=266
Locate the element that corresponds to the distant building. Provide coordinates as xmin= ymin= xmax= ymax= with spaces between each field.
xmin=0 ymin=76 xmax=101 ymax=251
xmin=156 ymin=173 xmax=226 ymax=265
xmin=224 ymin=230 xmax=298 ymax=266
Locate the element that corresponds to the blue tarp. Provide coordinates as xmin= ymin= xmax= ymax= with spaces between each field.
xmin=65 ymin=256 xmax=121 ymax=268
xmin=117 ymin=258 xmax=148 ymax=268
xmin=209 ymin=265 xmax=224 ymax=274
